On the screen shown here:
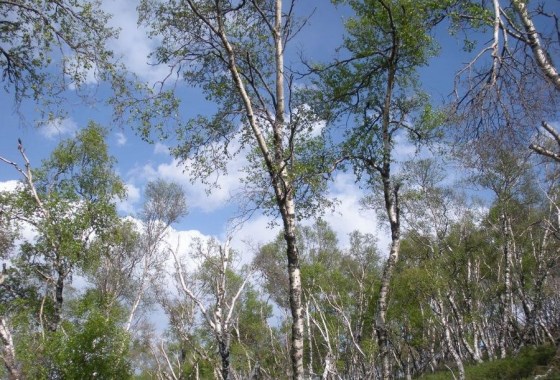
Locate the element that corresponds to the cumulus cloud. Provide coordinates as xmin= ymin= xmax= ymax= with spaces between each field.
xmin=0 ymin=180 xmax=22 ymax=192
xmin=393 ymin=132 xmax=419 ymax=162
xmin=153 ymin=142 xmax=169 ymax=155
xmin=164 ymin=227 xmax=210 ymax=268
xmin=102 ymin=0 xmax=170 ymax=84
xmin=116 ymin=183 xmax=142 ymax=215
xmin=156 ymin=159 xmax=246 ymax=213
xmin=40 ymin=118 xmax=78 ymax=140
xmin=321 ymin=172 xmax=390 ymax=251
xmin=227 ymin=214 xmax=281 ymax=265
xmin=128 ymin=138 xmax=249 ymax=213
xmin=116 ymin=132 xmax=127 ymax=146
xmin=222 ymin=172 xmax=391 ymax=264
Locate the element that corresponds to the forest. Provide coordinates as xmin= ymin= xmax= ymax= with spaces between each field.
xmin=1 ymin=0 xmax=560 ymax=379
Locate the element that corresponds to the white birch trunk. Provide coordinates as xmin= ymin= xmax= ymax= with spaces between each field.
xmin=0 ymin=317 xmax=21 ymax=380
xmin=433 ymin=299 xmax=465 ymax=380
xmin=499 ymin=213 xmax=513 ymax=359
xmin=511 ymin=0 xmax=560 ymax=90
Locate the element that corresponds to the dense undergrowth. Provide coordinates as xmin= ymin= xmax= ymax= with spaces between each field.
xmin=419 ymin=345 xmax=560 ymax=380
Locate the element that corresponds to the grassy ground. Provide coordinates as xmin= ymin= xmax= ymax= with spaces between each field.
xmin=419 ymin=345 xmax=560 ymax=380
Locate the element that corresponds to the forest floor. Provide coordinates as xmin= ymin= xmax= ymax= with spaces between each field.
xmin=419 ymin=344 xmax=560 ymax=380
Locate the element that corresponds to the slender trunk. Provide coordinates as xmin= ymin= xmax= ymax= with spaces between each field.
xmin=376 ymin=167 xmax=400 ymax=379
xmin=273 ymin=0 xmax=304 ymax=374
xmin=481 ymin=317 xmax=497 ymax=360
xmin=219 ymin=339 xmax=230 ymax=380
xmin=51 ymin=267 xmax=65 ymax=332
xmin=0 ymin=318 xmax=21 ymax=380
xmin=499 ymin=213 xmax=512 ymax=358
xmin=444 ymin=324 xmax=465 ymax=380
xmin=376 ymin=234 xmax=400 ymax=379
xmin=435 ymin=299 xmax=465 ymax=380
xmin=447 ymin=293 xmax=483 ymax=363
xmin=215 ymin=0 xmax=304 ymax=376
xmin=405 ymin=351 xmax=412 ymax=380
xmin=125 ymin=264 xmax=147 ymax=332
xmin=429 ymin=327 xmax=438 ymax=372
xmin=473 ymin=325 xmax=483 ymax=362
xmin=306 ymin=302 xmax=313 ymax=377
xmin=321 ymin=353 xmax=335 ymax=380
xmin=374 ymin=37 xmax=399 ymax=378
xmin=285 ymin=216 xmax=304 ymax=379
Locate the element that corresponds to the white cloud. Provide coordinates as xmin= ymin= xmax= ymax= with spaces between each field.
xmin=40 ymin=118 xmax=78 ymax=140
xmin=227 ymin=214 xmax=281 ymax=265
xmin=0 ymin=180 xmax=22 ymax=192
xmin=157 ymin=159 xmax=246 ymax=213
xmin=130 ymin=138 xmax=249 ymax=213
xmin=321 ymin=172 xmax=390 ymax=251
xmin=224 ymin=172 xmax=391 ymax=265
xmin=116 ymin=132 xmax=127 ymax=146
xmin=153 ymin=142 xmax=169 ymax=155
xmin=117 ymin=183 xmax=141 ymax=215
xmin=164 ymin=228 xmax=209 ymax=268
xmin=102 ymin=0 xmax=170 ymax=84
xmin=393 ymin=132 xmax=418 ymax=162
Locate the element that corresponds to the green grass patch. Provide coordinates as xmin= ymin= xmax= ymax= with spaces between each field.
xmin=419 ymin=345 xmax=559 ymax=380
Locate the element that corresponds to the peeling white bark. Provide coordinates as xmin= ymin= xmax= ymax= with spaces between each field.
xmin=511 ymin=0 xmax=560 ymax=90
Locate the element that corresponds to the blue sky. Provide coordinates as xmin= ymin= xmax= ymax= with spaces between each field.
xmin=0 ymin=0 xmax=512 ymax=262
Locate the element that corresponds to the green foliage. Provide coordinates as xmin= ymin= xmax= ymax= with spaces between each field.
xmin=134 ymin=0 xmax=331 ymax=221
xmin=0 ymin=122 xmax=133 ymax=378
xmin=420 ymin=345 xmax=558 ymax=380
xmin=37 ymin=122 xmax=125 ymax=203
xmin=54 ymin=314 xmax=131 ymax=379
xmin=312 ymin=0 xmax=451 ymax=185
xmin=12 ymin=291 xmax=132 ymax=380
xmin=254 ymin=220 xmax=383 ymax=375
xmin=230 ymin=287 xmax=286 ymax=377
xmin=0 ymin=0 xmax=119 ymax=117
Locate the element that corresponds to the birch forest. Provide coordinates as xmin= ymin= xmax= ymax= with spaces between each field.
xmin=1 ymin=0 xmax=560 ymax=379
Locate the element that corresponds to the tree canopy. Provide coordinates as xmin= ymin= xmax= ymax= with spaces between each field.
xmin=1 ymin=1 xmax=560 ymax=379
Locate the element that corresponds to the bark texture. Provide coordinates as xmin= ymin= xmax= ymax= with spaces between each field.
xmin=0 ymin=318 xmax=22 ymax=380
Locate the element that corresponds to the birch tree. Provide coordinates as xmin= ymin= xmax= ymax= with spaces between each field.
xmin=84 ymin=179 xmax=187 ymax=334
xmin=133 ymin=1 xmax=329 ymax=377
xmin=0 ymin=124 xmax=124 ymax=333
xmin=126 ymin=180 xmax=187 ymax=332
xmin=162 ymin=237 xmax=250 ymax=380
xmin=313 ymin=1 xmax=450 ymax=377
xmin=0 ymin=124 xmax=129 ymax=377
xmin=1 ymin=0 xmax=120 ymax=119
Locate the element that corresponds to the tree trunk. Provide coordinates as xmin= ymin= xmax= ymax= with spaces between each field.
xmin=435 ymin=299 xmax=465 ymax=380
xmin=285 ymin=216 xmax=305 ymax=379
xmin=306 ymin=302 xmax=313 ymax=377
xmin=376 ymin=237 xmax=399 ymax=379
xmin=511 ymin=0 xmax=560 ymax=90
xmin=273 ymin=0 xmax=303 ymax=376
xmin=376 ymin=171 xmax=401 ymax=380
xmin=447 ymin=293 xmax=483 ymax=363
xmin=374 ymin=43 xmax=400 ymax=378
xmin=0 ymin=317 xmax=22 ymax=380
xmin=51 ymin=267 xmax=65 ymax=332
xmin=499 ymin=213 xmax=513 ymax=359
xmin=219 ymin=339 xmax=230 ymax=380
xmin=215 ymin=0 xmax=305 ymax=376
